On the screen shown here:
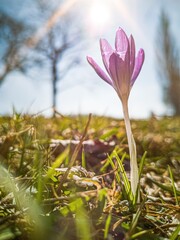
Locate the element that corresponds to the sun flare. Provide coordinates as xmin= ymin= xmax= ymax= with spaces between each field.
xmin=87 ymin=0 xmax=112 ymax=34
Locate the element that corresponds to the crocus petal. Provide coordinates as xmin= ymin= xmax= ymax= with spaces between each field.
xmin=108 ymin=53 xmax=130 ymax=102
xmin=100 ymin=39 xmax=114 ymax=74
xmin=115 ymin=53 xmax=131 ymax=101
xmin=131 ymin=49 xmax=145 ymax=87
xmin=115 ymin=27 xmax=129 ymax=60
xmin=108 ymin=53 xmax=118 ymax=87
xmin=129 ymin=35 xmax=135 ymax=76
xmin=87 ymin=56 xmax=112 ymax=85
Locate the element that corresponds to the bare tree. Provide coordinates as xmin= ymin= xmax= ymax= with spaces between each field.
xmin=0 ymin=12 xmax=31 ymax=83
xmin=35 ymin=14 xmax=82 ymax=117
xmin=156 ymin=11 xmax=180 ymax=116
xmin=0 ymin=0 xmax=84 ymax=116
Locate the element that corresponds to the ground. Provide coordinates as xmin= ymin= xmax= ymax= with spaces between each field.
xmin=0 ymin=114 xmax=179 ymax=240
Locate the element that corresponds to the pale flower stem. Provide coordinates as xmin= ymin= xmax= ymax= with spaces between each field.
xmin=122 ymin=100 xmax=139 ymax=202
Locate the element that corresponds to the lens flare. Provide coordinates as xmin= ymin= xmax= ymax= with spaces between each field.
xmin=87 ymin=0 xmax=112 ymax=35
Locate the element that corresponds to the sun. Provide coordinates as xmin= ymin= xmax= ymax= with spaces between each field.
xmin=87 ymin=0 xmax=112 ymax=35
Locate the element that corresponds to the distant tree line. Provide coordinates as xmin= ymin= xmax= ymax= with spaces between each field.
xmin=157 ymin=11 xmax=180 ymax=116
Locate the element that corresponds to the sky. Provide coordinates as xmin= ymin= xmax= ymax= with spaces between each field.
xmin=0 ymin=0 xmax=179 ymax=118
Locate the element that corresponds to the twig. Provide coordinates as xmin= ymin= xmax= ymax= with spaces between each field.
xmin=42 ymin=189 xmax=98 ymax=204
xmin=58 ymin=113 xmax=92 ymax=190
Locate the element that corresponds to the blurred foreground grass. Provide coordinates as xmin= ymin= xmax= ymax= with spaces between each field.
xmin=0 ymin=113 xmax=179 ymax=240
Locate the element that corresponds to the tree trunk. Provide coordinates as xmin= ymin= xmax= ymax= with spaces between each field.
xmin=52 ymin=59 xmax=58 ymax=117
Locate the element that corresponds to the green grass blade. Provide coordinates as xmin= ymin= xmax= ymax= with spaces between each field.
xmin=0 ymin=227 xmax=21 ymax=240
xmin=168 ymin=165 xmax=179 ymax=205
xmin=100 ymin=128 xmax=118 ymax=140
xmin=139 ymin=151 xmax=147 ymax=179
xmin=0 ymin=165 xmax=47 ymax=239
xmin=128 ymin=200 xmax=145 ymax=238
xmin=107 ymin=154 xmax=121 ymax=185
xmin=130 ymin=229 xmax=153 ymax=239
xmin=45 ymin=147 xmax=69 ymax=180
xmin=170 ymin=224 xmax=180 ymax=240
xmin=75 ymin=206 xmax=92 ymax=240
xmin=104 ymin=213 xmax=112 ymax=239
xmin=0 ymin=166 xmax=21 ymax=209
xmin=81 ymin=147 xmax=86 ymax=168
xmin=114 ymin=151 xmax=133 ymax=202
xmin=147 ymin=176 xmax=180 ymax=196
xmin=100 ymin=147 xmax=121 ymax=173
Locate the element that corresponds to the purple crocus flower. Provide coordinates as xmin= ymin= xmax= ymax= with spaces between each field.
xmin=87 ymin=27 xmax=145 ymax=201
xmin=87 ymin=27 xmax=144 ymax=104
